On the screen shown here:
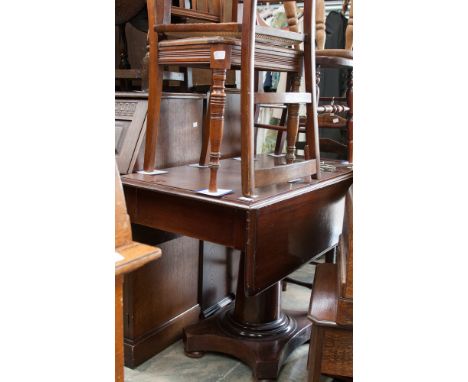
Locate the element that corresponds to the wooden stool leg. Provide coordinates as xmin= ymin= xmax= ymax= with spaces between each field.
xmin=307 ymin=324 xmax=324 ymax=382
xmin=303 ymin=0 xmax=321 ymax=179
xmin=143 ymin=62 xmax=163 ymax=172
xmin=346 ymin=69 xmax=353 ymax=163
xmin=198 ymin=97 xmax=210 ymax=166
xmin=286 ymin=73 xmax=302 ymax=164
xmin=240 ymin=0 xmax=256 ymax=198
xmin=208 ymin=68 xmax=227 ymax=192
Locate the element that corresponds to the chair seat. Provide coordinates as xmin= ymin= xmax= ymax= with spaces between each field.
xmin=155 ymin=23 xmax=304 ymax=47
xmin=316 ymin=49 xmax=353 ymax=59
xmin=158 ymin=36 xmax=303 ymax=72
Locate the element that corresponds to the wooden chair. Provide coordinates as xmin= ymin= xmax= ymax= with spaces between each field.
xmin=115 ymin=164 xmax=161 ymax=382
xmin=307 ymin=185 xmax=353 ymax=382
xmin=142 ymin=0 xmax=321 ymax=197
xmin=254 ymin=0 xmax=352 ymax=162
xmin=316 ymin=0 xmax=353 ymax=162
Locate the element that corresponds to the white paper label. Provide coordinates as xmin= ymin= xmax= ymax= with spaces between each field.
xmin=213 ymin=50 xmax=226 ymax=60
xmin=193 ymin=122 xmax=198 ymax=128
xmin=115 ymin=252 xmax=124 ymax=262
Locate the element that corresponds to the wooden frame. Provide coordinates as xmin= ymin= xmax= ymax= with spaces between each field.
xmin=144 ymin=0 xmax=321 ymax=197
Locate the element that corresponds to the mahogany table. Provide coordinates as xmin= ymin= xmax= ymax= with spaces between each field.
xmin=122 ymin=155 xmax=353 ymax=380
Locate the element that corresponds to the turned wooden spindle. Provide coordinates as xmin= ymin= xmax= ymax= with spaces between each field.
xmin=286 ymin=74 xmax=302 ymax=163
xmin=318 ymin=104 xmax=349 ymax=114
xmin=284 ymin=1 xmax=301 ymax=164
xmin=316 ymin=0 xmax=326 ymax=51
xmin=208 ymin=67 xmax=228 ymax=192
xmin=284 ymin=1 xmax=299 ymax=34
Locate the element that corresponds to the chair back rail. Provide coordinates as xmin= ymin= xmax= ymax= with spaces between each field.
xmin=152 ymin=0 xmax=235 ymax=25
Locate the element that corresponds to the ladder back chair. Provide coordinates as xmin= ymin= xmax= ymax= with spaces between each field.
xmin=307 ymin=185 xmax=353 ymax=382
xmin=142 ymin=0 xmax=321 ymax=197
xmin=316 ymin=0 xmax=353 ymax=162
xmin=115 ymin=164 xmax=161 ymax=382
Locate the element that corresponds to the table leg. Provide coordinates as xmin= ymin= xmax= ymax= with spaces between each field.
xmin=183 ymin=255 xmax=311 ymax=380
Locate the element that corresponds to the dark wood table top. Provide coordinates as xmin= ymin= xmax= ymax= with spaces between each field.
xmin=122 ymin=154 xmax=353 ymax=209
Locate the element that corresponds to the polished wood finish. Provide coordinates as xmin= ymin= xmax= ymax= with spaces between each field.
xmin=144 ymin=0 xmax=320 ymax=196
xmin=123 ymin=231 xmax=201 ymax=367
xmin=115 ymin=165 xmax=161 ymax=382
xmin=122 ymin=158 xmax=352 ymax=379
xmin=115 ymin=275 xmax=125 ymax=382
xmin=117 ymin=93 xmax=243 ymax=367
xmin=119 ymin=91 xmax=241 ymax=172
xmin=316 ymin=0 xmax=326 ymax=50
xmin=198 ymin=241 xmax=240 ymax=317
xmin=307 ymin=186 xmax=353 ymax=382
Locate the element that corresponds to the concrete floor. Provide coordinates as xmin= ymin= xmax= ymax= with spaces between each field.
xmin=125 ymin=264 xmax=333 ymax=382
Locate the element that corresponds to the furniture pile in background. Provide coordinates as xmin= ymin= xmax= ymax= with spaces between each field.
xmin=115 ymin=0 xmax=353 ymax=380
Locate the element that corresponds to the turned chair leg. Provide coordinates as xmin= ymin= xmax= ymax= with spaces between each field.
xmin=143 ymin=59 xmax=164 ymax=172
xmin=346 ymin=69 xmax=353 ymax=163
xmin=273 ymin=72 xmax=293 ymax=156
xmin=198 ymin=97 xmax=210 ymax=167
xmin=207 ymin=68 xmax=227 ymax=193
xmin=274 ymin=108 xmax=287 ymax=155
xmin=286 ymin=73 xmax=302 ymax=164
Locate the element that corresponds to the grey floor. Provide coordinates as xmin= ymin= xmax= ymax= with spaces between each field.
xmin=125 ymin=264 xmax=333 ymax=382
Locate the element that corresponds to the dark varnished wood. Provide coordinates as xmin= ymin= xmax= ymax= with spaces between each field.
xmin=123 ymin=156 xmax=352 ymax=378
xmin=307 ymin=187 xmax=353 ymax=381
xmin=198 ymin=241 xmax=240 ymax=317
xmin=184 ymin=303 xmax=311 ymax=380
xmin=115 ymin=165 xmax=161 ymax=380
xmin=144 ymin=0 xmax=320 ymax=196
xmin=117 ymin=92 xmax=244 ymax=367
xmin=184 ymin=254 xmax=312 ymax=380
xmin=123 ymin=231 xmax=201 ymax=367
